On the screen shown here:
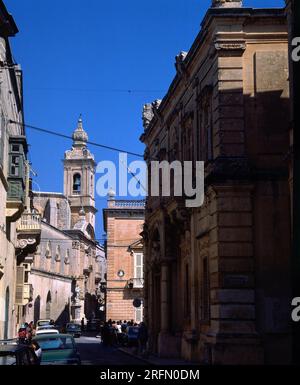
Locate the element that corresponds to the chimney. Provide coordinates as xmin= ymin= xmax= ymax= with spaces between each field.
xmin=212 ymin=0 xmax=243 ymax=7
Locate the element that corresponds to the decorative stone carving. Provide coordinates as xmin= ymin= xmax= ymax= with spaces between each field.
xmin=215 ymin=41 xmax=246 ymax=51
xmin=152 ymin=99 xmax=162 ymax=110
xmin=212 ymin=0 xmax=242 ymax=7
xmin=55 ymin=245 xmax=61 ymax=262
xmin=175 ymin=51 xmax=188 ymax=75
xmin=72 ymin=116 xmax=88 ymax=145
xmin=142 ymin=100 xmax=162 ymax=130
xmin=72 ymin=241 xmax=80 ymax=250
xmin=142 ymin=103 xmax=154 ymax=130
xmin=74 ymin=285 xmax=82 ymax=305
xmin=17 ymin=238 xmax=36 ymax=250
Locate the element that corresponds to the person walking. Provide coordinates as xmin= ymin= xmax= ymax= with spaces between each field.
xmin=137 ymin=322 xmax=148 ymax=357
xmin=81 ymin=318 xmax=85 ymax=332
xmin=101 ymin=322 xmax=110 ymax=346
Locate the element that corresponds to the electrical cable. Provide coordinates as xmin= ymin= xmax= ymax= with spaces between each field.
xmin=9 ymin=120 xmax=144 ymax=158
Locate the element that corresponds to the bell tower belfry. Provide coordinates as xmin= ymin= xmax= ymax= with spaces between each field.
xmin=63 ymin=116 xmax=97 ymax=230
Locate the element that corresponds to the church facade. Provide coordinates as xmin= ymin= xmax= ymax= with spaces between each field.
xmin=22 ymin=118 xmax=105 ymax=326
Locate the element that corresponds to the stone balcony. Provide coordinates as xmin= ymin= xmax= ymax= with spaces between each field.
xmin=127 ymin=278 xmax=144 ymax=289
xmin=16 ymin=212 xmax=41 ymax=259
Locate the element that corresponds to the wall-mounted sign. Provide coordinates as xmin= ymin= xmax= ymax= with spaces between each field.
xmin=133 ymin=298 xmax=142 ymax=308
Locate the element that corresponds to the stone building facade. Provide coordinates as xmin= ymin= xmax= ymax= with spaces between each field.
xmin=103 ymin=194 xmax=144 ymax=322
xmin=285 ymin=0 xmax=294 ymax=224
xmin=23 ymin=119 xmax=105 ymax=325
xmin=141 ymin=1 xmax=291 ymax=364
xmin=0 ymin=1 xmax=41 ymax=340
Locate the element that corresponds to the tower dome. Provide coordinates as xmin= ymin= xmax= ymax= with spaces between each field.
xmin=72 ymin=115 xmax=88 ymax=146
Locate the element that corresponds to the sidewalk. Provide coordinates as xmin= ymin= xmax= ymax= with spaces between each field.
xmin=118 ymin=346 xmax=199 ymax=366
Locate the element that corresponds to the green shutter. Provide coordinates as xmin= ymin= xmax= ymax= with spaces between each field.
xmin=15 ymin=266 xmax=25 ymax=305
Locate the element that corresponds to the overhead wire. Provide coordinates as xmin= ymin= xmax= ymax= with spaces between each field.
xmin=9 ymin=120 xmax=144 ymax=158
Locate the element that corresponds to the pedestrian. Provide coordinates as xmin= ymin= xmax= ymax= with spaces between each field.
xmin=26 ymin=322 xmax=33 ymax=344
xmin=18 ymin=327 xmax=27 ymax=344
xmin=121 ymin=320 xmax=127 ymax=333
xmin=81 ymin=317 xmax=85 ymax=332
xmin=30 ymin=340 xmax=42 ymax=362
xmin=101 ymin=322 xmax=110 ymax=346
xmin=137 ymin=322 xmax=148 ymax=357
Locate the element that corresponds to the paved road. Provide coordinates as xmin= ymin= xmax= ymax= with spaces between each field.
xmin=75 ymin=333 xmax=144 ymax=365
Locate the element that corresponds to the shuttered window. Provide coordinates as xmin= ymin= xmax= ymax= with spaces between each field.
xmin=134 ymin=253 xmax=143 ymax=279
xmin=15 ymin=266 xmax=25 ymax=305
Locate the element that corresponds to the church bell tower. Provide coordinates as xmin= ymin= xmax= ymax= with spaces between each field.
xmin=63 ymin=116 xmax=97 ymax=230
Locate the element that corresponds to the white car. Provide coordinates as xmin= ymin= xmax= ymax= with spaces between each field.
xmin=36 ymin=319 xmax=52 ymax=329
xmin=35 ymin=328 xmax=59 ymax=336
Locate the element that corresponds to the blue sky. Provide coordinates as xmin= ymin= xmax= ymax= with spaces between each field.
xmin=4 ymin=0 xmax=284 ymax=240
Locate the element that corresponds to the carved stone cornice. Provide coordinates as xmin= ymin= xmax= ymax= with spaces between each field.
xmin=214 ymin=40 xmax=246 ymax=53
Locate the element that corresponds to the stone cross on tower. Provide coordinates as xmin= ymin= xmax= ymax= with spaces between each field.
xmin=212 ymin=0 xmax=243 ymax=7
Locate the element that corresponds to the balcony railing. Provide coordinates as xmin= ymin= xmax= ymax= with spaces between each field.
xmin=127 ymin=278 xmax=144 ymax=289
xmin=17 ymin=212 xmax=41 ymax=232
xmin=108 ymin=200 xmax=145 ymax=209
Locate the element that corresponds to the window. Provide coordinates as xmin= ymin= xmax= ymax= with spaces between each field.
xmin=10 ymin=155 xmax=20 ymax=176
xmin=12 ymin=144 xmax=20 ymax=152
xmin=134 ymin=253 xmax=143 ymax=287
xmin=73 ymin=173 xmax=81 ymax=194
xmin=7 ymin=136 xmax=26 ymax=201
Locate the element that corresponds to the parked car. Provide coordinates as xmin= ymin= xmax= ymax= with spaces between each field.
xmin=35 ymin=328 xmax=59 ymax=336
xmin=36 ymin=319 xmax=52 ymax=327
xmin=0 ymin=343 xmax=40 ymax=365
xmin=35 ymin=325 xmax=59 ymax=333
xmin=33 ymin=334 xmax=81 ymax=365
xmin=125 ymin=327 xmax=139 ymax=347
xmin=65 ymin=323 xmax=81 ymax=338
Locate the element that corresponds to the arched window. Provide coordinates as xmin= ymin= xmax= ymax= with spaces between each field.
xmin=73 ymin=173 xmax=81 ymax=194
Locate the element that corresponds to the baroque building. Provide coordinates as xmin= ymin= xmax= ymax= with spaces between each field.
xmin=141 ymin=0 xmax=291 ymax=364
xmin=103 ymin=192 xmax=145 ymax=323
xmin=23 ymin=118 xmax=105 ymax=325
xmin=0 ymin=1 xmax=41 ymax=340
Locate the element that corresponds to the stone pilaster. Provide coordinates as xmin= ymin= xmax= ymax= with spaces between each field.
xmin=204 ymin=185 xmax=263 ymax=365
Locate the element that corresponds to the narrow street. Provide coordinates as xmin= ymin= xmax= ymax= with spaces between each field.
xmin=76 ymin=333 xmax=144 ymax=366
